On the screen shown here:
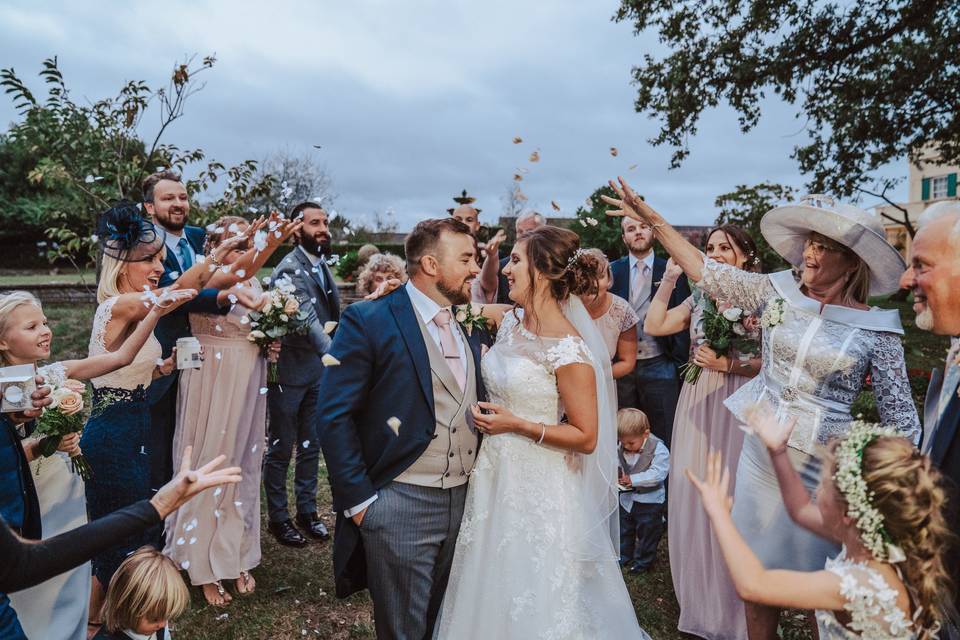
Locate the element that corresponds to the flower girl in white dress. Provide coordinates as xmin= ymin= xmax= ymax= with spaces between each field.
xmin=688 ymin=405 xmax=955 ymax=639
xmin=438 ymin=227 xmax=649 ymax=639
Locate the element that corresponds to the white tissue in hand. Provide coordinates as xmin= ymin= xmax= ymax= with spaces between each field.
xmin=321 ymin=354 xmax=340 ymax=367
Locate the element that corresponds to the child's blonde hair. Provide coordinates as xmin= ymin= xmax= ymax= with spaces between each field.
xmin=0 ymin=291 xmax=43 ymax=365
xmin=617 ymin=408 xmax=651 ymax=439
xmin=100 ymin=546 xmax=190 ymax=633
xmin=827 ymin=436 xmax=956 ymax=637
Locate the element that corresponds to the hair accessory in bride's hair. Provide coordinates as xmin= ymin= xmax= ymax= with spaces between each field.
xmin=833 ymin=420 xmax=905 ymax=562
xmin=98 ymin=200 xmax=164 ymax=262
xmin=564 ymin=248 xmax=587 ymax=272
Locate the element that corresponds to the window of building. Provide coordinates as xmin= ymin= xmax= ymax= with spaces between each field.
xmin=932 ymin=174 xmax=950 ymax=199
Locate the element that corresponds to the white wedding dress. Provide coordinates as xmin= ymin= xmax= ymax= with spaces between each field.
xmin=438 ymin=307 xmax=649 ymax=639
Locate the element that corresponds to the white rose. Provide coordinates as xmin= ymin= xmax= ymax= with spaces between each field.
xmin=732 ymin=323 xmax=746 ymax=336
xmin=455 ymin=308 xmax=468 ymax=324
xmin=249 ymin=330 xmax=266 ymax=340
xmin=260 ymin=301 xmax=273 ymax=313
xmin=279 ymin=314 xmax=289 ymax=322
xmin=722 ymin=307 xmax=743 ymax=322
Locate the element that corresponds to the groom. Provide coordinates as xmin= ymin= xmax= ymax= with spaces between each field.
xmin=317 ymin=217 xmax=490 ymax=640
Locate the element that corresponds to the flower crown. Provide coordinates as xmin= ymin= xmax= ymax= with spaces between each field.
xmin=833 ymin=421 xmax=905 ymax=562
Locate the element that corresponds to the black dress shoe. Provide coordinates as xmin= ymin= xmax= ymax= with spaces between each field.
xmin=267 ymin=519 xmax=308 ymax=547
xmin=295 ymin=513 xmax=330 ymax=541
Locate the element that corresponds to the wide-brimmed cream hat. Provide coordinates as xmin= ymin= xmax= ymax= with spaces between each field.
xmin=760 ymin=194 xmax=906 ymax=295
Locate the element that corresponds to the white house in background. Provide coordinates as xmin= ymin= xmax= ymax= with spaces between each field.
xmin=875 ymin=147 xmax=959 ymax=259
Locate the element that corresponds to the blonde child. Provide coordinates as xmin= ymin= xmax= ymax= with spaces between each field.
xmin=616 ymin=407 xmax=669 ymax=573
xmin=688 ymin=404 xmax=956 ymax=638
xmin=93 ymin=546 xmax=189 ymax=640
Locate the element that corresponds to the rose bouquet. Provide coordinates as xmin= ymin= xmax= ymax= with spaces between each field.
xmin=32 ymin=379 xmax=93 ymax=479
xmin=246 ymin=275 xmax=310 ymax=383
xmin=682 ymin=294 xmax=761 ymax=385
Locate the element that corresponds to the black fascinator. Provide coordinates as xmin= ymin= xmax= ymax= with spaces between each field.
xmin=98 ymin=200 xmax=165 ymax=262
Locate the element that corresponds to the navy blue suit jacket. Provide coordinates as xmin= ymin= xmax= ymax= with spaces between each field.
xmin=609 ymin=254 xmax=691 ymax=367
xmin=148 ymin=225 xmax=226 ymax=402
xmin=317 ymin=286 xmax=491 ymax=597
xmin=496 ymin=255 xmax=511 ymax=304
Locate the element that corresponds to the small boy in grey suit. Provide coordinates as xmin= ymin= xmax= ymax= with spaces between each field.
xmin=617 ymin=407 xmax=669 ymax=573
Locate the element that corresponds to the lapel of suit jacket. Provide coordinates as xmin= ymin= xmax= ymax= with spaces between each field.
xmin=293 ymin=247 xmax=329 ymax=304
xmin=461 ymin=323 xmax=487 ymax=400
xmin=388 ymin=289 xmax=435 ymax=418
xmin=321 ymin=260 xmax=340 ymax=320
xmin=185 ymin=225 xmax=206 ymax=255
xmin=931 ymin=378 xmax=960 ymax=467
xmin=924 ymin=368 xmax=944 ymax=448
xmin=610 ymin=257 xmax=629 ymax=301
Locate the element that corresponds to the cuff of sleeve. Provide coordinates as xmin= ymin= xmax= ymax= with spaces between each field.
xmin=344 ymin=494 xmax=377 ymax=518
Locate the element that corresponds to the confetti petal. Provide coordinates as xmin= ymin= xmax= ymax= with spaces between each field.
xmin=321 ymin=354 xmax=341 ymax=367
xmin=529 ymin=150 xmax=540 ymax=163
xmin=323 ymin=321 xmax=338 ymax=334
xmin=259 ymin=387 xmax=268 ymax=395
xmin=214 ymin=487 xmax=222 ymax=497
xmin=302 ymin=440 xmax=310 ymax=448
xmin=512 ymin=136 xmax=523 ymax=144
xmin=551 ymin=200 xmax=561 ymax=212
xmin=180 ymin=560 xmax=190 ymax=570
xmin=610 ymin=147 xmax=619 ymax=157
xmin=387 ymin=416 xmax=402 ymax=435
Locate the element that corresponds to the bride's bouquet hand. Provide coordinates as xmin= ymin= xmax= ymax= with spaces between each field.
xmin=742 ymin=402 xmax=796 ymax=455
xmin=470 ymin=401 xmax=519 ymax=436
xmin=685 ymin=450 xmax=734 ymax=520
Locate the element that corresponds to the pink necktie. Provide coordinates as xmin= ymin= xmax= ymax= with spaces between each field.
xmin=434 ymin=308 xmax=466 ymax=391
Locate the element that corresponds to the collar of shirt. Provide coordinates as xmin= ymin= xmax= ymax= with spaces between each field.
xmin=405 ymin=280 xmax=445 ymax=326
xmin=628 ymin=251 xmax=655 ymax=275
xmin=122 ymin=630 xmax=157 ymax=640
xmin=298 ymin=244 xmax=323 ymax=267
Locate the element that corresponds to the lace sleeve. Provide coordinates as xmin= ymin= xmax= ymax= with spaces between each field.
xmin=495 ymin=308 xmax=521 ymax=345
xmin=698 ymin=259 xmax=774 ymax=315
xmin=545 ymin=336 xmax=593 ymax=371
xmin=824 ymin=562 xmax=913 ymax=637
xmin=38 ymin=362 xmax=68 ymax=387
xmin=870 ymin=332 xmax=922 ymax=444
xmin=611 ymin=296 xmax=639 ymax=333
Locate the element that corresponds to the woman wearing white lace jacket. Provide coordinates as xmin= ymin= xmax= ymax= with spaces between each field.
xmin=602 ymin=180 xmax=921 ymax=639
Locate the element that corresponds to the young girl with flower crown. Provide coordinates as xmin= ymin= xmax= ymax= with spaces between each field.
xmin=0 ymin=287 xmax=194 ymax=640
xmin=688 ymin=404 xmax=956 ymax=639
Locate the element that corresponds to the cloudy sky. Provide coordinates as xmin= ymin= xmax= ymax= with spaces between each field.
xmin=0 ymin=0 xmax=906 ymax=230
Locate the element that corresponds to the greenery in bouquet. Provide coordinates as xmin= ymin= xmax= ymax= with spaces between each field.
xmin=32 ymin=379 xmax=93 ymax=479
xmin=682 ymin=292 xmax=760 ymax=385
xmin=247 ymin=274 xmax=310 ymax=383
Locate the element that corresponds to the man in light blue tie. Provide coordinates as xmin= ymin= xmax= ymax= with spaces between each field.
xmin=141 ymin=171 xmax=231 ymax=510
xmin=900 ymin=200 xmax=960 ymax=638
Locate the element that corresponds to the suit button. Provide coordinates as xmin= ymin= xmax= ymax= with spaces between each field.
xmin=451 ymin=428 xmax=457 ymax=433
xmin=449 ymin=452 xmax=455 ymax=458
xmin=444 ymin=472 xmax=450 ymax=478
xmin=468 ymin=450 xmax=473 ymax=455
xmin=431 ymin=434 xmax=438 ymax=439
xmin=460 ymin=471 xmax=466 ymax=476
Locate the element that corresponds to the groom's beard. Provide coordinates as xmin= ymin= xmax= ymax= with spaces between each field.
xmin=437 ymin=275 xmax=472 ymax=306
xmin=299 ymin=233 xmax=331 ymax=258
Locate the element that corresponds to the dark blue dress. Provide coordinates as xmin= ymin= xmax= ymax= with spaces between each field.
xmin=0 ymin=415 xmax=40 ymax=640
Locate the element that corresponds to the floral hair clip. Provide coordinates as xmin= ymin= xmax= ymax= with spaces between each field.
xmin=564 ymin=248 xmax=588 ymax=271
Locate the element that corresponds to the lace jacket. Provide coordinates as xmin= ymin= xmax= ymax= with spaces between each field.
xmin=699 ymin=260 xmax=920 ymax=454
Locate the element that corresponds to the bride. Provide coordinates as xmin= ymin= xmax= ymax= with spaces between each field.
xmin=437 ymin=226 xmax=649 ymax=639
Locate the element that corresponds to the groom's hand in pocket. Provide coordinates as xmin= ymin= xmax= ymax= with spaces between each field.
xmin=351 ymin=508 xmax=368 ymax=528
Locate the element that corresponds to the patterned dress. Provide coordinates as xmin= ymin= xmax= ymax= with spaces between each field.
xmin=79 ymin=296 xmax=162 ymax=586
xmin=698 ymin=261 xmax=919 ymax=572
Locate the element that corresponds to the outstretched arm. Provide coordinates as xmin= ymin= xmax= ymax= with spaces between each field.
xmin=602 ymin=177 xmax=705 ymax=282
xmin=645 ymin=260 xmax=692 ymax=336
xmin=475 ymin=230 xmax=506 ymax=303
xmin=61 ymin=289 xmax=196 ymax=381
xmin=687 ymin=451 xmax=846 ymax=610
xmin=206 ymin=216 xmax=302 ymax=290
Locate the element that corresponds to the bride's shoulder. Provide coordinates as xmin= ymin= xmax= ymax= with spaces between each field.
xmin=544 ymin=334 xmax=592 ymax=370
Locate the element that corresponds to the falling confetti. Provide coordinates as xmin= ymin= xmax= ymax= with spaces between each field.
xmin=180 ymin=560 xmax=190 ymax=570
xmin=321 ymin=354 xmax=341 ymax=367
xmin=235 ymin=269 xmax=246 ymax=278
xmin=323 ymin=321 xmax=338 ymax=334
xmin=610 ymin=147 xmax=619 ymax=157
xmin=302 ymin=440 xmax=311 ymax=448
xmin=628 ymin=164 xmax=638 ymax=171
xmin=168 ymin=271 xmax=180 ymax=280
xmin=215 ymin=613 xmax=229 ymax=621
xmin=387 ymin=416 xmax=402 ymax=436
xmin=551 ymin=201 xmax=561 ymax=212
xmin=176 ymin=537 xmax=186 ymax=546
xmin=529 ymin=150 xmax=540 ymax=163
xmin=227 ymin=294 xmax=238 ymax=305
xmin=512 ymin=136 xmax=523 ymax=144
xmin=214 ymin=487 xmax=222 ymax=497
xmin=259 ymin=387 xmax=268 ymax=395
xmin=513 ymin=173 xmax=523 ymax=182
xmin=189 ymin=537 xmax=197 ymax=545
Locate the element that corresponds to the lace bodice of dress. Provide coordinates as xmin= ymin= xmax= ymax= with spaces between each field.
xmin=595 ymin=294 xmax=638 ymax=360
xmin=816 ymin=550 xmax=915 ymax=639
xmin=699 ymin=260 xmax=920 ymax=453
xmin=482 ymin=309 xmax=594 ymax=424
xmin=88 ymin=297 xmax=161 ymax=390
xmin=189 ymin=278 xmax=261 ymax=340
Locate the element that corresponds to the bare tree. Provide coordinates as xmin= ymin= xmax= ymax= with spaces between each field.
xmin=501 ymin=182 xmax=528 ymax=220
xmin=856 ymin=177 xmax=915 ymax=238
xmin=250 ymin=147 xmax=336 ymax=214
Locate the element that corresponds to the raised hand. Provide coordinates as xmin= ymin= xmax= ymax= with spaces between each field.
xmin=601 ymin=177 xmax=657 ymax=225
xmin=485 ymin=229 xmax=507 ymax=258
xmin=685 ymin=450 xmax=734 ymax=519
xmin=149 ymin=286 xmax=198 ymax=316
xmin=663 ymin=257 xmax=684 ymax=282
xmin=149 ymin=445 xmax=242 ymax=519
xmin=742 ymin=402 xmax=797 ymax=454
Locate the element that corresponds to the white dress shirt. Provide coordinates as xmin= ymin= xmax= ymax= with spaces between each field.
xmin=298 ymin=245 xmax=327 ymax=289
xmin=344 ymin=280 xmax=468 ymax=518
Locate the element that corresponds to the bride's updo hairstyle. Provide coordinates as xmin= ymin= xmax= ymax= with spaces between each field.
xmin=516 ymin=226 xmax=600 ymax=310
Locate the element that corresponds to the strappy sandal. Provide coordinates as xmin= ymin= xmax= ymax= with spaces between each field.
xmin=202 ymin=581 xmax=232 ymax=607
xmin=235 ymin=570 xmax=256 ymax=596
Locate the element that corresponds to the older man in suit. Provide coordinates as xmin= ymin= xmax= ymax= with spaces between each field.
xmin=609 ymin=216 xmax=690 ymax=446
xmin=263 ymin=201 xmax=340 ymax=547
xmin=142 ymin=171 xmax=231 ymax=499
xmin=901 ymin=201 xmax=960 ymax=638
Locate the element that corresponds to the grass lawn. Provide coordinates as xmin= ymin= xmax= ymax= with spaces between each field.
xmin=38 ymin=297 xmax=948 ymax=640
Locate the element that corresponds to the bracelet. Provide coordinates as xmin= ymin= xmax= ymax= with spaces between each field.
xmin=651 ymin=221 xmax=666 ymax=232
xmin=536 ymin=422 xmax=546 ymax=445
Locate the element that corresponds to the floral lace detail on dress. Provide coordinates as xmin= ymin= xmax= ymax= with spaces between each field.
xmin=816 ymin=552 xmax=915 ymax=639
xmin=88 ymin=296 xmax=161 ymax=390
xmin=607 ymin=295 xmax=639 ymax=334
xmin=38 ymin=362 xmax=68 ymax=388
xmin=699 ymin=259 xmax=776 ymax=316
xmin=870 ymin=332 xmax=922 ymax=444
